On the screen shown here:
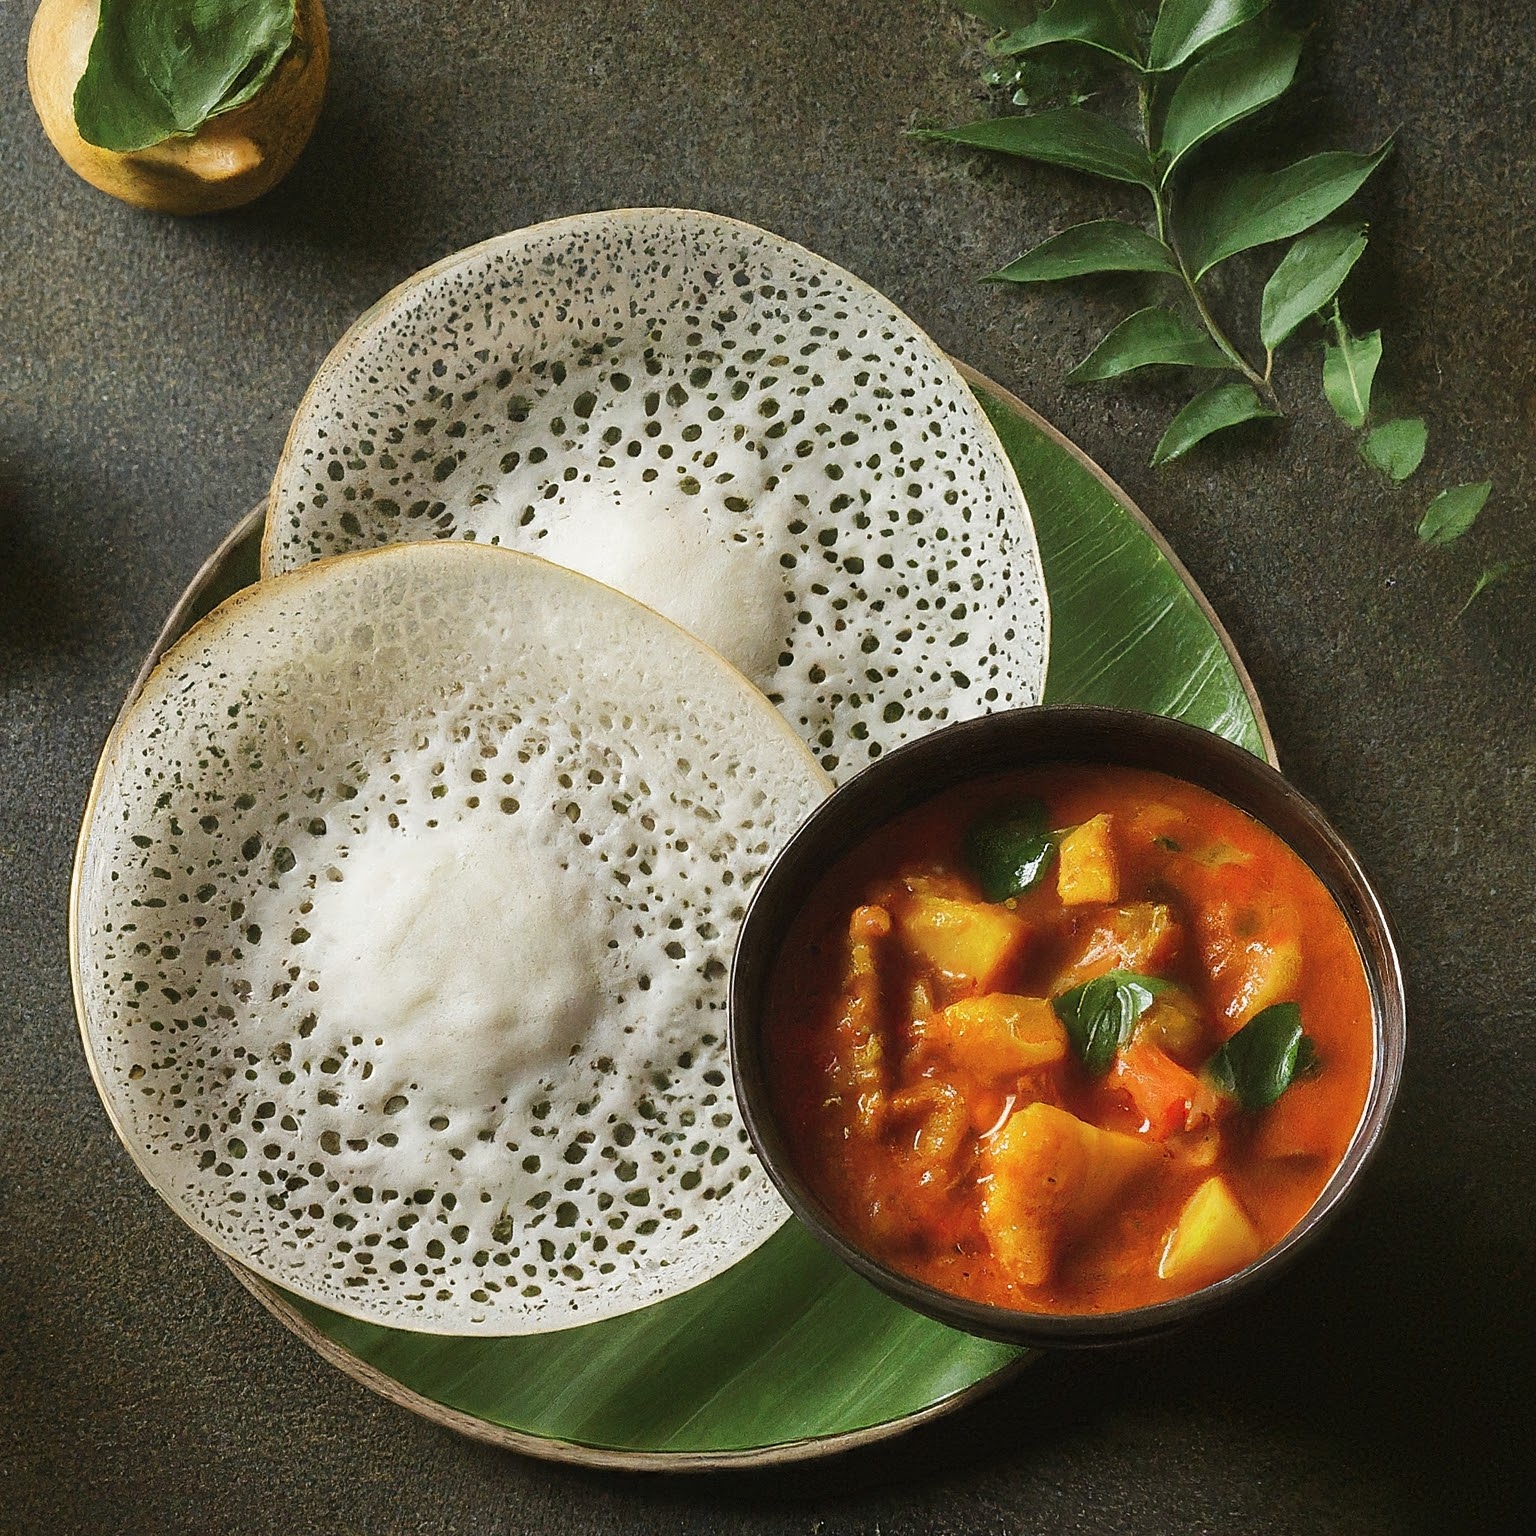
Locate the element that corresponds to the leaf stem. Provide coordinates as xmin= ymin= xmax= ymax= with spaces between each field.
xmin=1138 ymin=83 xmax=1168 ymax=244
xmin=1137 ymin=83 xmax=1280 ymax=411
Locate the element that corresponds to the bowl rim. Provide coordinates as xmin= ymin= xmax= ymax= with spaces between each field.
xmin=729 ymin=704 xmax=1406 ymax=1348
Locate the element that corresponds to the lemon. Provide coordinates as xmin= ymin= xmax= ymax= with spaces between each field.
xmin=27 ymin=0 xmax=328 ymax=215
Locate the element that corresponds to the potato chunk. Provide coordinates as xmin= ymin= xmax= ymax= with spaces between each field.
xmin=1226 ymin=936 xmax=1302 ymax=1027
xmin=1197 ymin=901 xmax=1302 ymax=1030
xmin=894 ymin=894 xmax=1026 ymax=990
xmin=1056 ymin=813 xmax=1119 ymax=905
xmin=978 ymin=1102 xmax=1160 ymax=1286
xmin=928 ymin=994 xmax=1067 ymax=1077
xmin=1157 ymin=1175 xmax=1263 ymax=1287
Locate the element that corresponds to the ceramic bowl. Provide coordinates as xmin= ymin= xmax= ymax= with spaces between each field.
xmin=729 ymin=705 xmax=1406 ymax=1348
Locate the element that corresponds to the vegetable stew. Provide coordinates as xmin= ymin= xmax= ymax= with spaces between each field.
xmin=763 ymin=765 xmax=1375 ymax=1314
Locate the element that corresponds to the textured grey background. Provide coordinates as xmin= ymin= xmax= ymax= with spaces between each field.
xmin=2 ymin=2 xmax=1532 ymax=1532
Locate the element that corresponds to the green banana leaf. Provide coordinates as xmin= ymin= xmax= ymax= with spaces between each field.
xmin=162 ymin=378 xmax=1269 ymax=1467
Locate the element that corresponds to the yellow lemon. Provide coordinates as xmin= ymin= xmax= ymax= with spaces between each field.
xmin=27 ymin=0 xmax=328 ymax=215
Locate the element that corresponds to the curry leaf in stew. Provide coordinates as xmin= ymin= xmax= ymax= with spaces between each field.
xmin=1052 ymin=969 xmax=1169 ymax=1076
xmin=1203 ymin=1001 xmax=1319 ymax=1110
xmin=962 ymin=800 xmax=1056 ymax=900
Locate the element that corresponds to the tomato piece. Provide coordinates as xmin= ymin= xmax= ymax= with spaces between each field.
xmin=1109 ymin=1039 xmax=1210 ymax=1139
xmin=893 ymin=893 xmax=1028 ymax=992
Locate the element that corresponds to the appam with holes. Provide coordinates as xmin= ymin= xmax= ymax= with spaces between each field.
xmin=263 ymin=209 xmax=1048 ymax=780
xmin=73 ymin=542 xmax=831 ymax=1334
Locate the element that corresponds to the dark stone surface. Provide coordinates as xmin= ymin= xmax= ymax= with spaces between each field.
xmin=3 ymin=2 xmax=1531 ymax=1531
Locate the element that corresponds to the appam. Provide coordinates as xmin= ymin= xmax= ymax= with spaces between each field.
xmin=73 ymin=542 xmax=830 ymax=1334
xmin=263 ymin=209 xmax=1048 ymax=779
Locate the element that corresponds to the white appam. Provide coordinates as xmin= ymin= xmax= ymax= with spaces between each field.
xmin=73 ymin=543 xmax=830 ymax=1334
xmin=263 ymin=209 xmax=1048 ymax=780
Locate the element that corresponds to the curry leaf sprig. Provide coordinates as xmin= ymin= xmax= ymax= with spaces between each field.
xmin=924 ymin=0 xmax=1517 ymax=608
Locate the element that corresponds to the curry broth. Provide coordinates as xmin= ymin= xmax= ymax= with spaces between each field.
xmin=764 ymin=765 xmax=1375 ymax=1315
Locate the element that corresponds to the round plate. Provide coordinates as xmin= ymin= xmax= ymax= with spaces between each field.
xmin=82 ymin=372 xmax=1273 ymax=1471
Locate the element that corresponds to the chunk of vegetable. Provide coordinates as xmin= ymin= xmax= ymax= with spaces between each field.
xmin=1053 ymin=901 xmax=1181 ymax=991
xmin=831 ymin=904 xmax=891 ymax=1135
xmin=893 ymin=894 xmax=1027 ymax=990
xmin=1129 ymin=800 xmax=1191 ymax=845
xmin=978 ymin=1102 xmax=1160 ymax=1286
xmin=1110 ymin=1039 xmax=1217 ymax=1139
xmin=1133 ymin=986 xmax=1205 ymax=1056
xmin=928 ymin=993 xmax=1067 ymax=1076
xmin=1056 ymin=813 xmax=1119 ymax=905
xmin=889 ymin=1080 xmax=970 ymax=1166
xmin=1198 ymin=902 xmax=1302 ymax=1028
xmin=1226 ymin=935 xmax=1302 ymax=1026
xmin=1157 ymin=1175 xmax=1263 ymax=1287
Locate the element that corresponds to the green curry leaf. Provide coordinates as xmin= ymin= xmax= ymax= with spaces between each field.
xmin=1321 ymin=316 xmax=1382 ymax=429
xmin=1179 ymin=144 xmax=1391 ymax=280
xmin=1157 ymin=16 xmax=1302 ymax=181
xmin=1360 ymin=417 xmax=1428 ymax=481
xmin=1459 ymin=559 xmax=1522 ymax=614
xmin=1148 ymin=0 xmax=1270 ymax=73
xmin=989 ymin=220 xmax=1179 ymax=283
xmin=1418 ymin=480 xmax=1492 ymax=546
xmin=1259 ymin=225 xmax=1369 ymax=348
xmin=962 ymin=801 xmax=1056 ymax=902
xmin=1203 ymin=1002 xmax=1316 ymax=1109
xmin=919 ymin=107 xmax=1158 ymax=191
xmin=1068 ymin=306 xmax=1231 ymax=381
xmin=990 ymin=0 xmax=1145 ymax=70
xmin=1151 ymin=382 xmax=1280 ymax=466
xmin=74 ymin=0 xmax=298 ymax=153
xmin=1053 ymin=970 xmax=1168 ymax=1077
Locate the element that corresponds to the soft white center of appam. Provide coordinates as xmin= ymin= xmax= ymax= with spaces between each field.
xmin=531 ymin=490 xmax=785 ymax=689
xmin=301 ymin=819 xmax=606 ymax=1113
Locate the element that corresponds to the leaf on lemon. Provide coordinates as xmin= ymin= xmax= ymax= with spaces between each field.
xmin=1158 ymin=18 xmax=1302 ymax=181
xmin=990 ymin=0 xmax=1144 ymax=69
xmin=1069 ymin=307 xmax=1232 ymax=382
xmin=919 ymin=107 xmax=1158 ymax=190
xmin=74 ymin=0 xmax=298 ymax=153
xmin=1360 ymin=417 xmax=1428 ymax=481
xmin=1179 ymin=144 xmax=1391 ymax=280
xmin=1418 ymin=481 xmax=1492 ymax=546
xmin=990 ymin=219 xmax=1178 ymax=282
xmin=1320 ymin=322 xmax=1382 ymax=429
xmin=1148 ymin=0 xmax=1271 ymax=73
xmin=1259 ymin=226 xmax=1369 ymax=348
xmin=1152 ymin=382 xmax=1280 ymax=466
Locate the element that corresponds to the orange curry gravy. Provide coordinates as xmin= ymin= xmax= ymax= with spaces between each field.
xmin=764 ymin=766 xmax=1375 ymax=1314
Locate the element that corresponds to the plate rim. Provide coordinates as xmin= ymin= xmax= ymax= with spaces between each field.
xmin=222 ymin=1258 xmax=1036 ymax=1472
xmin=69 ymin=368 xmax=1275 ymax=1474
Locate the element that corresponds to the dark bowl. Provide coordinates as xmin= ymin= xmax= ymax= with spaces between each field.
xmin=729 ymin=706 xmax=1406 ymax=1348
